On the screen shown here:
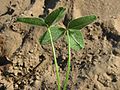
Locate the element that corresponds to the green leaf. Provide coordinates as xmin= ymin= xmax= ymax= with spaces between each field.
xmin=45 ymin=7 xmax=66 ymax=26
xmin=40 ymin=26 xmax=65 ymax=44
xmin=16 ymin=17 xmax=46 ymax=26
xmin=68 ymin=30 xmax=84 ymax=51
xmin=68 ymin=15 xmax=96 ymax=30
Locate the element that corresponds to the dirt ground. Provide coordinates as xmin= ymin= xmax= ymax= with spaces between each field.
xmin=0 ymin=0 xmax=120 ymax=90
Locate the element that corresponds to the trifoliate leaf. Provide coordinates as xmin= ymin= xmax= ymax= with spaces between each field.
xmin=68 ymin=15 xmax=96 ymax=30
xmin=45 ymin=7 xmax=66 ymax=26
xmin=68 ymin=30 xmax=84 ymax=51
xmin=16 ymin=17 xmax=46 ymax=26
xmin=40 ymin=26 xmax=65 ymax=44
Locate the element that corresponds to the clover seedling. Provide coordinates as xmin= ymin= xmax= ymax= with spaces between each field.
xmin=16 ymin=7 xmax=96 ymax=90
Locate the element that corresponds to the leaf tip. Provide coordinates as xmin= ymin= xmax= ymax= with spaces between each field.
xmin=58 ymin=7 xmax=66 ymax=10
xmin=92 ymin=15 xmax=97 ymax=20
xmin=16 ymin=17 xmax=21 ymax=22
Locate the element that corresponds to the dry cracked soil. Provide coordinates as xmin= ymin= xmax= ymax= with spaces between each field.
xmin=0 ymin=0 xmax=120 ymax=90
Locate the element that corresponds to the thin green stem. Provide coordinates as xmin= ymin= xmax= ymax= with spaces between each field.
xmin=48 ymin=27 xmax=61 ymax=90
xmin=63 ymin=30 xmax=71 ymax=90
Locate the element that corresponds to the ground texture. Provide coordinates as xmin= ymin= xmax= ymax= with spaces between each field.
xmin=0 ymin=0 xmax=120 ymax=90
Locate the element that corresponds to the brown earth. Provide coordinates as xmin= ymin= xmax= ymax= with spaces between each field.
xmin=0 ymin=0 xmax=120 ymax=90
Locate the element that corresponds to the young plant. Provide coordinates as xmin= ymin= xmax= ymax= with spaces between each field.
xmin=16 ymin=7 xmax=96 ymax=90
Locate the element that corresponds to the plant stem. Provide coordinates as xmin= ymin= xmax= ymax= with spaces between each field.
xmin=48 ymin=27 xmax=61 ymax=90
xmin=63 ymin=30 xmax=71 ymax=90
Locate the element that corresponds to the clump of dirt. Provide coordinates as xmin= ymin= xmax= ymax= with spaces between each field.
xmin=0 ymin=0 xmax=120 ymax=90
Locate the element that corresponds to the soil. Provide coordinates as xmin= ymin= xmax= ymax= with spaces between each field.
xmin=0 ymin=0 xmax=120 ymax=90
